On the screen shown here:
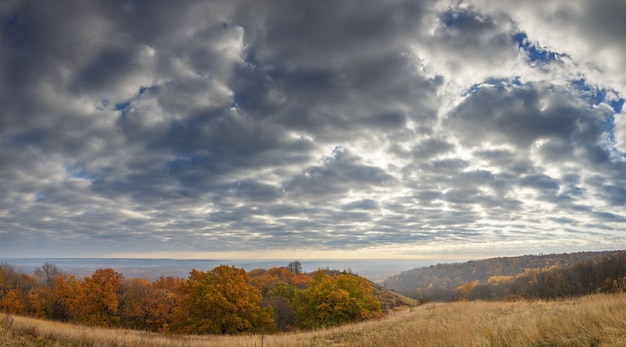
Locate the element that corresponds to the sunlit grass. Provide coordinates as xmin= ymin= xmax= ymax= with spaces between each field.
xmin=2 ymin=293 xmax=626 ymax=346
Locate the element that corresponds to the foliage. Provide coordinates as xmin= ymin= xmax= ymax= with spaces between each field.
xmin=292 ymin=270 xmax=381 ymax=329
xmin=77 ymin=268 xmax=124 ymax=327
xmin=386 ymin=251 xmax=626 ymax=302
xmin=118 ymin=276 xmax=180 ymax=331
xmin=385 ymin=250 xmax=620 ymax=300
xmin=168 ymin=265 xmax=276 ymax=335
xmin=0 ymin=261 xmax=394 ymax=335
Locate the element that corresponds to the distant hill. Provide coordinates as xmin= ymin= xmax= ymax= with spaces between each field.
xmin=384 ymin=251 xmax=625 ymax=300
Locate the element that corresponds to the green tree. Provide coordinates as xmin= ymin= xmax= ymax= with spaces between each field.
xmin=169 ymin=265 xmax=276 ymax=335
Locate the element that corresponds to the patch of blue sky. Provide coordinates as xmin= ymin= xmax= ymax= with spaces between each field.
xmin=114 ymin=101 xmax=131 ymax=118
xmin=609 ymin=99 xmax=624 ymax=114
xmin=461 ymin=83 xmax=481 ymax=97
xmin=113 ymin=85 xmax=158 ymax=116
xmin=604 ymin=114 xmax=626 ymax=158
xmin=571 ymin=79 xmax=625 ymax=113
xmin=571 ymin=79 xmax=623 ymax=154
xmin=71 ymin=171 xmax=94 ymax=180
xmin=138 ymin=85 xmax=159 ymax=95
xmin=429 ymin=75 xmax=444 ymax=87
xmin=66 ymin=165 xmax=98 ymax=181
xmin=513 ymin=32 xmax=566 ymax=65
xmin=606 ymin=114 xmax=617 ymax=142
xmin=571 ymin=79 xmax=605 ymax=105
xmin=573 ymin=79 xmax=626 ymax=158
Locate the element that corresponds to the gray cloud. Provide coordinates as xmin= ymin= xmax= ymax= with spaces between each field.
xmin=1 ymin=0 xmax=625 ymax=258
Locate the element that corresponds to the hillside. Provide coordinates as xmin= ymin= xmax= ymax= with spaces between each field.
xmin=3 ymin=293 xmax=626 ymax=346
xmin=370 ymin=281 xmax=418 ymax=312
xmin=385 ymin=250 xmax=623 ymax=300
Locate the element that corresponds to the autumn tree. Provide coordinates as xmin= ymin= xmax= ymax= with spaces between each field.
xmin=118 ymin=276 xmax=181 ymax=331
xmin=149 ymin=276 xmax=181 ymax=331
xmin=292 ymin=270 xmax=381 ymax=329
xmin=68 ymin=268 xmax=124 ymax=327
xmin=249 ymin=265 xmax=312 ymax=331
xmin=0 ymin=264 xmax=38 ymax=316
xmin=55 ymin=273 xmax=84 ymax=321
xmin=118 ymin=278 xmax=153 ymax=330
xmin=169 ymin=265 xmax=276 ymax=335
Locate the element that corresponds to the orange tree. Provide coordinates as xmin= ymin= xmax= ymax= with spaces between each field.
xmin=118 ymin=276 xmax=181 ymax=331
xmin=169 ymin=265 xmax=275 ymax=335
xmin=292 ymin=270 xmax=381 ymax=329
xmin=71 ymin=268 xmax=124 ymax=327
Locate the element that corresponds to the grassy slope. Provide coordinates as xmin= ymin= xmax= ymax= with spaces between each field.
xmin=3 ymin=293 xmax=626 ymax=346
xmin=371 ymin=281 xmax=419 ymax=312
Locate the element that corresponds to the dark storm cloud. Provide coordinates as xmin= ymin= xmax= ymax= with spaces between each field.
xmin=1 ymin=0 xmax=626 ymax=257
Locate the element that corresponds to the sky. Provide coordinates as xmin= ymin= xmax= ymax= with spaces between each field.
xmin=1 ymin=0 xmax=626 ymax=260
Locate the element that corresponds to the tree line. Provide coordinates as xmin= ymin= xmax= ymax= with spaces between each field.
xmin=385 ymin=251 xmax=626 ymax=301
xmin=0 ymin=261 xmax=381 ymax=334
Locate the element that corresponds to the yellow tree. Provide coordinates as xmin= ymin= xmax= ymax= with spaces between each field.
xmin=169 ymin=265 xmax=276 ymax=334
xmin=292 ymin=270 xmax=381 ymax=329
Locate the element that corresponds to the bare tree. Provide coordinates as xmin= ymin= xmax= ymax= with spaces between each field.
xmin=287 ymin=260 xmax=302 ymax=275
xmin=33 ymin=263 xmax=64 ymax=288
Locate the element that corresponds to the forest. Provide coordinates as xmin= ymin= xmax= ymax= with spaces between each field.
xmin=0 ymin=261 xmax=382 ymax=334
xmin=4 ymin=251 xmax=626 ymax=336
xmin=384 ymin=250 xmax=626 ymax=301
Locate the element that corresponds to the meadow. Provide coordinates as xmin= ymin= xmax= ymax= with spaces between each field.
xmin=2 ymin=293 xmax=626 ymax=346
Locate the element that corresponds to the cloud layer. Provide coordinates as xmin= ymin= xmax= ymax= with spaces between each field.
xmin=1 ymin=0 xmax=625 ymax=258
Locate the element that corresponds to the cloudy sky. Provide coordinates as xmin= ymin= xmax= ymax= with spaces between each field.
xmin=1 ymin=0 xmax=626 ymax=260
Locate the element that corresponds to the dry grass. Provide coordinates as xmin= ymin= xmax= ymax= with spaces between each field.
xmin=2 ymin=293 xmax=626 ymax=346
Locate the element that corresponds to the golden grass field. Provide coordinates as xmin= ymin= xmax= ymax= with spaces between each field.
xmin=2 ymin=293 xmax=626 ymax=346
